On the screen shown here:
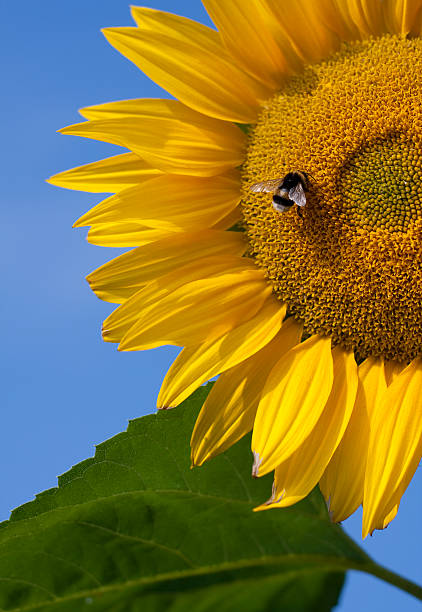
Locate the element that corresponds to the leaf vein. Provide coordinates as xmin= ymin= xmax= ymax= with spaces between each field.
xmin=74 ymin=520 xmax=195 ymax=568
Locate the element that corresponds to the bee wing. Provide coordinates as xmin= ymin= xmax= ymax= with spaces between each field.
xmin=289 ymin=183 xmax=307 ymax=207
xmin=250 ymin=178 xmax=283 ymax=193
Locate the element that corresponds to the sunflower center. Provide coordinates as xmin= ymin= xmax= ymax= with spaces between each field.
xmin=242 ymin=35 xmax=422 ymax=362
xmin=339 ymin=135 xmax=422 ymax=232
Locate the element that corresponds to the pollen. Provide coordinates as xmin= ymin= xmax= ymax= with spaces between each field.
xmin=242 ymin=35 xmax=422 ymax=362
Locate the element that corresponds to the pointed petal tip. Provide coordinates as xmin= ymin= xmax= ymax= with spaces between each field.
xmin=325 ymin=495 xmax=336 ymax=523
xmin=58 ymin=125 xmax=84 ymax=137
xmin=252 ymin=451 xmax=262 ymax=478
xmin=188 ymin=446 xmax=195 ymax=468
xmin=253 ymin=487 xmax=282 ymax=513
xmin=115 ymin=329 xmax=132 ymax=351
xmin=46 ymin=175 xmax=68 ymax=190
xmin=102 ymin=328 xmax=116 ymax=344
xmin=101 ymin=27 xmax=129 ymax=42
xmin=190 ymin=445 xmax=205 ymax=467
xmin=362 ymin=511 xmax=394 ymax=539
xmin=361 ymin=512 xmax=377 ymax=539
xmin=46 ymin=174 xmax=66 ymax=189
xmin=252 ymin=503 xmax=266 ymax=512
xmin=260 ymin=481 xmax=278 ymax=507
xmin=72 ymin=218 xmax=86 ymax=229
xmin=129 ymin=4 xmax=140 ymax=19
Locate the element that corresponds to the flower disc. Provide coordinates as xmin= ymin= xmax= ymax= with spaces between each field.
xmin=243 ymin=35 xmax=422 ymax=362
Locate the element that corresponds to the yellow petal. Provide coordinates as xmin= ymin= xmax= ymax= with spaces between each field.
xmin=362 ymin=358 xmax=422 ymax=538
xmin=383 ymin=0 xmax=422 ymax=35
xmin=47 ymin=153 xmax=161 ymax=193
xmin=103 ymin=256 xmax=245 ymax=342
xmin=251 ymin=335 xmax=333 ymax=477
xmin=80 ymin=96 xmax=243 ymax=121
xmin=319 ymin=357 xmax=387 ymax=523
xmin=382 ymin=504 xmax=399 ymax=530
xmin=102 ymin=256 xmax=269 ymax=347
xmin=212 ymin=206 xmax=242 ymax=230
xmin=85 ymin=213 xmax=240 ymax=247
xmin=60 ymin=100 xmax=245 ymax=177
xmin=158 ymin=296 xmax=291 ymax=408
xmin=340 ymin=0 xmax=387 ymax=37
xmin=103 ymin=9 xmax=270 ymax=123
xmin=202 ymin=0 xmax=301 ymax=88
xmin=118 ymin=266 xmax=271 ymax=351
xmin=79 ymin=97 xmax=187 ymax=120
xmin=73 ymin=172 xmax=241 ymax=232
xmin=191 ymin=317 xmax=303 ymax=467
xmin=317 ymin=0 xmax=363 ymax=41
xmin=87 ymin=229 xmax=246 ymax=303
xmin=191 ymin=369 xmax=257 ymax=468
xmin=384 ymin=360 xmax=405 ymax=386
xmin=265 ymin=0 xmax=341 ymax=65
xmin=255 ymin=346 xmax=357 ymax=510
xmin=87 ymin=223 xmax=178 ymax=247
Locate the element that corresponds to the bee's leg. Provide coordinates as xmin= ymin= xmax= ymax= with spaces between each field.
xmin=296 ymin=207 xmax=303 ymax=219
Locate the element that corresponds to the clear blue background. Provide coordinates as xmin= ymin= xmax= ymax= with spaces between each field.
xmin=2 ymin=1 xmax=421 ymax=610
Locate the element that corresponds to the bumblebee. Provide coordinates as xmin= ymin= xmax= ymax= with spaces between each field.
xmin=250 ymin=171 xmax=310 ymax=215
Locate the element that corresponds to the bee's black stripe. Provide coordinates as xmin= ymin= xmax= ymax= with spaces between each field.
xmin=273 ymin=194 xmax=293 ymax=207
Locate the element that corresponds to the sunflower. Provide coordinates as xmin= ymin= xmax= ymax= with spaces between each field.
xmin=48 ymin=1 xmax=422 ymax=538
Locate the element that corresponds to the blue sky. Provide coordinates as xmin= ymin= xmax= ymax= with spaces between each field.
xmin=2 ymin=1 xmax=421 ymax=610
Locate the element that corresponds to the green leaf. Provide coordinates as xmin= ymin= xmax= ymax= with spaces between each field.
xmin=0 ymin=385 xmax=376 ymax=611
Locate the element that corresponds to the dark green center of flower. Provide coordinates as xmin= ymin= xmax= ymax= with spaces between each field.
xmin=339 ymin=135 xmax=422 ymax=232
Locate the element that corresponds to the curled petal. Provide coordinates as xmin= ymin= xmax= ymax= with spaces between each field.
xmin=191 ymin=318 xmax=303 ymax=466
xmin=87 ymin=229 xmax=246 ymax=303
xmin=319 ymin=357 xmax=387 ymax=523
xmin=363 ymin=358 xmax=422 ymax=537
xmin=48 ymin=153 xmax=160 ymax=193
xmin=252 ymin=335 xmax=333 ymax=477
xmin=256 ymin=346 xmax=357 ymax=510
xmin=74 ymin=172 xmax=241 ymax=232
xmin=202 ymin=0 xmax=302 ymax=87
xmin=60 ymin=100 xmax=245 ymax=178
xmin=103 ymin=9 xmax=271 ymax=122
xmin=158 ymin=296 xmax=289 ymax=408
